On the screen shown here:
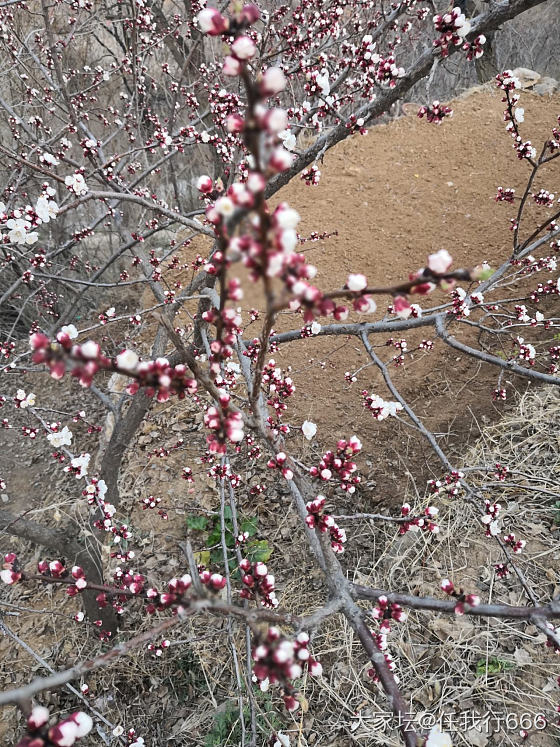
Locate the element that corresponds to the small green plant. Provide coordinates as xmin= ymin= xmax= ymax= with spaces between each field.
xmin=187 ymin=508 xmax=272 ymax=571
xmin=204 ymin=692 xmax=281 ymax=746
xmin=475 ymin=657 xmax=515 ymax=677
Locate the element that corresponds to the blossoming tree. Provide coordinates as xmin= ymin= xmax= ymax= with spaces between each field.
xmin=0 ymin=1 xmax=559 ymax=746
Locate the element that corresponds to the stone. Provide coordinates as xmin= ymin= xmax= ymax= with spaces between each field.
xmin=533 ymin=77 xmax=559 ymax=95
xmin=511 ymin=67 xmax=541 ymax=88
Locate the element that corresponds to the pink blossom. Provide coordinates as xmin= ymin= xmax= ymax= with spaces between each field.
xmin=231 ymin=36 xmax=257 ymax=61
xmin=427 ymin=249 xmax=453 ymax=274
xmin=196 ymin=8 xmax=229 ymax=36
xmin=260 ymin=67 xmax=287 ymax=96
xmin=223 ymin=56 xmax=242 ymax=77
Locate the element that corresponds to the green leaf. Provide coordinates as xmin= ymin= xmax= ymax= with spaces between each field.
xmin=240 ymin=516 xmax=258 ymax=537
xmin=246 ymin=539 xmax=272 ymax=563
xmin=475 ymin=657 xmax=514 ymax=676
xmin=187 ymin=515 xmax=208 ymax=531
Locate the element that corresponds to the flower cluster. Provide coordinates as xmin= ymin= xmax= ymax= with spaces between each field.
xmin=301 ymin=164 xmax=321 ymax=186
xmin=399 ymin=504 xmax=440 ymax=535
xmin=515 ymin=336 xmax=536 ymax=364
xmin=204 ymin=392 xmax=244 ymax=454
xmin=440 ymin=578 xmax=481 ymax=615
xmin=481 ymin=500 xmax=501 ymax=537
xmin=533 ymin=189 xmax=555 ymax=207
xmin=267 ymin=452 xmax=294 ymax=481
xmin=14 ymin=389 xmax=36 ymax=409
xmin=305 ymin=495 xmax=346 ymax=553
xmin=375 ymin=56 xmax=405 ymax=87
xmin=29 ymin=333 xmax=198 ymax=402
xmin=239 ymin=559 xmax=278 ymax=608
xmin=252 ymin=628 xmax=322 ymax=711
xmin=366 ymin=595 xmax=407 ymax=682
xmin=495 ymin=186 xmax=516 ymax=203
xmin=16 ymin=707 xmax=92 ymax=747
xmin=428 ymin=471 xmax=464 ymax=498
xmin=417 ymin=101 xmax=453 ymax=124
xmin=309 ymin=436 xmax=362 ymax=494
xmin=433 ymin=7 xmax=471 ymax=57
xmin=463 ymin=34 xmax=486 ymax=61
xmin=262 ymin=359 xmax=295 ymax=424
xmin=1 ymin=552 xmax=22 ymax=585
xmin=362 ymin=391 xmax=403 ymax=420
xmin=503 ymin=533 xmax=526 ymax=554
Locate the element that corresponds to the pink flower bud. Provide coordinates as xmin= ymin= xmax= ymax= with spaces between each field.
xmin=196 ymin=8 xmax=229 ymax=36
xmin=241 ymin=4 xmax=260 ymax=24
xmin=309 ymin=659 xmax=323 ymax=676
xmin=67 ymin=712 xmax=93 ymax=738
xmin=441 ymin=579 xmax=454 ymax=594
xmin=48 ymin=720 xmax=79 ymax=746
xmin=225 ymin=113 xmax=245 ymax=132
xmin=268 ymin=147 xmax=295 ymax=173
xmin=223 ymin=56 xmax=242 ymax=76
xmin=28 ymin=706 xmax=50 ymax=730
xmin=0 ymin=569 xmax=21 ymax=584
xmin=231 ymin=35 xmax=256 ymax=60
xmin=427 ymin=248 xmax=453 ymax=274
xmin=392 ymin=295 xmax=413 ymax=319
xmin=260 ymin=67 xmax=287 ymax=96
xmin=196 ymin=175 xmax=213 ymax=194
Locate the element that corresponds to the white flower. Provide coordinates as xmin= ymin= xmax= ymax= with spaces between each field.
xmin=106 ymin=307 xmax=116 ymax=317
xmin=35 ymin=194 xmax=59 ymax=223
xmin=279 ymin=228 xmax=298 ymax=253
xmin=425 ymin=725 xmax=452 ymax=746
xmin=279 ymin=129 xmax=297 ymax=151
xmin=42 ymin=152 xmax=60 ymax=166
xmin=315 ymin=70 xmax=330 ymax=96
xmin=17 ymin=390 xmax=36 ymax=408
xmin=60 ymin=324 xmax=79 ymax=339
xmin=7 ymin=217 xmax=31 ymax=245
xmin=515 ymin=107 xmax=524 ymax=123
xmin=274 ymin=733 xmax=291 ymax=747
xmin=275 ymin=204 xmax=300 ymax=229
xmin=65 ymin=173 xmax=88 ymax=196
xmin=311 ymin=321 xmax=321 ymax=334
xmin=215 ymin=196 xmax=235 ymax=217
xmin=80 ymin=340 xmax=99 ymax=358
xmin=71 ymin=453 xmax=90 ymax=478
xmin=116 ymin=349 xmax=139 ymax=371
xmin=47 ymin=425 xmax=73 ymax=448
xmin=347 ymin=273 xmax=368 ymax=292
xmin=0 ymin=569 xmax=18 ymax=584
xmin=301 ymin=420 xmax=317 ymax=440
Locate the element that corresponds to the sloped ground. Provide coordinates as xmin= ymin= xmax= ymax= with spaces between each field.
xmin=1 ymin=87 xmax=560 ymax=746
